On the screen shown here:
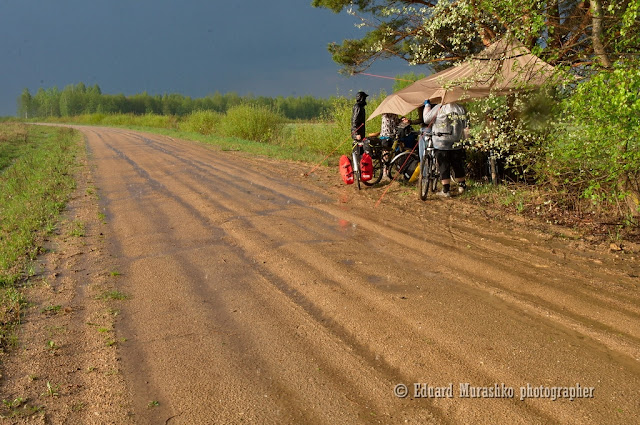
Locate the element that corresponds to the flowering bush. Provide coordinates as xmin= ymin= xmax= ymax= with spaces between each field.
xmin=545 ymin=63 xmax=640 ymax=215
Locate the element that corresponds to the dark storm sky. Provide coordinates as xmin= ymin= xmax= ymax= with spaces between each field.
xmin=0 ymin=0 xmax=416 ymax=116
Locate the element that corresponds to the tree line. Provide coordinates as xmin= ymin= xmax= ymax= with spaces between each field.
xmin=17 ymin=83 xmax=334 ymax=120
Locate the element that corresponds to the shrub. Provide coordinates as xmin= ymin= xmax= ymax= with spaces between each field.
xmin=179 ymin=110 xmax=223 ymax=135
xmin=55 ymin=113 xmax=107 ymax=125
xmin=465 ymin=91 xmax=554 ymax=182
xmin=546 ymin=63 xmax=640 ymax=215
xmin=136 ymin=113 xmax=176 ymax=129
xmin=279 ymin=122 xmax=341 ymax=154
xmin=99 ymin=114 xmax=137 ymax=126
xmin=218 ymin=104 xmax=285 ymax=143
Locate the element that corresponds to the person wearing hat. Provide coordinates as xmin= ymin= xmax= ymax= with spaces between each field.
xmin=351 ymin=91 xmax=368 ymax=142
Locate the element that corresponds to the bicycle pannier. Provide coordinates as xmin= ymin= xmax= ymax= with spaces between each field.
xmin=339 ymin=154 xmax=354 ymax=184
xmin=403 ymin=157 xmax=419 ymax=180
xmin=408 ymin=161 xmax=421 ymax=183
xmin=360 ymin=153 xmax=373 ymax=181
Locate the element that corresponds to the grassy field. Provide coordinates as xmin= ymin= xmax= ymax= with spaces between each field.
xmin=0 ymin=123 xmax=80 ymax=351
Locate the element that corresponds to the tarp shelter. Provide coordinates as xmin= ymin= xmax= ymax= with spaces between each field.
xmin=368 ymin=38 xmax=557 ymax=120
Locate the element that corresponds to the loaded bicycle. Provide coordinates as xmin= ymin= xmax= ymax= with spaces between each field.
xmin=347 ymin=139 xmax=383 ymax=190
xmin=341 ymin=136 xmax=421 ymax=190
xmin=367 ymin=137 xmax=420 ymax=183
xmin=419 ymin=134 xmax=440 ymax=200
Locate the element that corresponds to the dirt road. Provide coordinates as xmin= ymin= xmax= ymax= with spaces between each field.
xmin=3 ymin=126 xmax=640 ymax=424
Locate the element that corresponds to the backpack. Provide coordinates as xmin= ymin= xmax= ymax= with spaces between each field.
xmin=396 ymin=123 xmax=413 ymax=140
xmin=397 ymin=123 xmax=418 ymax=149
xmin=433 ymin=104 xmax=468 ymax=140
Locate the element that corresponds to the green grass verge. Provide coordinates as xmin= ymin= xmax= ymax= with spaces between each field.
xmin=0 ymin=123 xmax=81 ymax=351
xmin=130 ymin=125 xmax=346 ymax=164
xmin=33 ymin=113 xmax=352 ymax=165
xmin=0 ymin=123 xmax=33 ymax=172
xmin=0 ymin=287 xmax=26 ymax=351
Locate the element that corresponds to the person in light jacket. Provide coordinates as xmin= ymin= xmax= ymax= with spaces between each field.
xmin=423 ymin=102 xmax=469 ymax=197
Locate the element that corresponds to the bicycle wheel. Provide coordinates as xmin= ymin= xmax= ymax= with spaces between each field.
xmin=430 ymin=156 xmax=439 ymax=192
xmin=380 ymin=151 xmax=393 ymax=180
xmin=389 ymin=152 xmax=419 ymax=182
xmin=386 ymin=153 xmax=401 ymax=181
xmin=419 ymin=155 xmax=429 ymax=200
xmin=362 ymin=154 xmax=383 ymax=186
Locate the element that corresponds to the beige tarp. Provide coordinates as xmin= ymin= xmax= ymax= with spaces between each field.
xmin=368 ymin=38 xmax=557 ymax=120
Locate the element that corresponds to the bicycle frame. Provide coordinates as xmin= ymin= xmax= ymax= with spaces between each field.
xmin=419 ymin=134 xmax=440 ymax=200
xmin=351 ymin=140 xmax=364 ymax=190
xmin=357 ymin=138 xmax=390 ymax=187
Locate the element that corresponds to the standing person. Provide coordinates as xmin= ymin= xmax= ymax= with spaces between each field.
xmin=351 ymin=91 xmax=373 ymax=156
xmin=423 ymin=101 xmax=469 ymax=197
xmin=351 ymin=91 xmax=368 ymax=141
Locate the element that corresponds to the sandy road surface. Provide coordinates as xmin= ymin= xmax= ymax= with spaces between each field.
xmin=15 ymin=126 xmax=640 ymax=424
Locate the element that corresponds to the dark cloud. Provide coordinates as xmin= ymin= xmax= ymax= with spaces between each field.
xmin=0 ymin=0 xmax=414 ymax=116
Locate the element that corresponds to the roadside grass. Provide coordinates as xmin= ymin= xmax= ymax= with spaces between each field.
xmin=96 ymin=289 xmax=129 ymax=301
xmin=130 ymin=125 xmax=343 ymax=165
xmin=0 ymin=288 xmax=27 ymax=350
xmin=0 ymin=396 xmax=43 ymax=419
xmin=468 ymin=180 xmax=635 ymax=241
xmin=0 ymin=123 xmax=80 ymax=352
xmin=41 ymin=304 xmax=63 ymax=315
xmin=68 ymin=220 xmax=85 ymax=237
xmin=0 ymin=123 xmax=31 ymax=172
xmin=34 ymin=112 xmax=350 ymax=165
xmin=43 ymin=381 xmax=60 ymax=397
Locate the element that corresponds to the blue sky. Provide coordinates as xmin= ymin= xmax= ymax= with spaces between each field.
xmin=0 ymin=0 xmax=416 ymax=116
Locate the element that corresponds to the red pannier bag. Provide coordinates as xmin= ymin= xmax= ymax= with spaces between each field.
xmin=360 ymin=153 xmax=373 ymax=181
xmin=339 ymin=154 xmax=354 ymax=184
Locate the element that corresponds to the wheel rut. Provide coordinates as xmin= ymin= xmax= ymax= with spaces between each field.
xmin=62 ymin=126 xmax=640 ymax=424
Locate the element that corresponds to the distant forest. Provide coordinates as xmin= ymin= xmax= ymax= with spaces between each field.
xmin=17 ymin=83 xmax=334 ymax=120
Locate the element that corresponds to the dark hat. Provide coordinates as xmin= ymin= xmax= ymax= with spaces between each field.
xmin=355 ymin=91 xmax=368 ymax=103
